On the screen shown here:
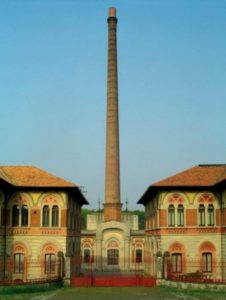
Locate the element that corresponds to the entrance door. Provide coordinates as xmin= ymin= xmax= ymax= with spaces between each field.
xmin=107 ymin=249 xmax=119 ymax=266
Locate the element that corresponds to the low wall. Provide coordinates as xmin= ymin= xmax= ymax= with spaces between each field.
xmin=157 ymin=279 xmax=226 ymax=291
xmin=71 ymin=275 xmax=156 ymax=287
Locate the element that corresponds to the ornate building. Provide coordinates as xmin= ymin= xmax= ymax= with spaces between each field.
xmin=81 ymin=8 xmax=145 ymax=273
xmin=138 ymin=164 xmax=226 ymax=280
xmin=0 ymin=166 xmax=88 ymax=283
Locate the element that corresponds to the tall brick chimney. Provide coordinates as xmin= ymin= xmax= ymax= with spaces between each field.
xmin=104 ymin=7 xmax=122 ymax=222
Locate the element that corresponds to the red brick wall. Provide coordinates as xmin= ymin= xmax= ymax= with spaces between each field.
xmin=159 ymin=210 xmax=167 ymax=227
xmin=61 ymin=209 xmax=67 ymax=227
xmin=221 ymin=208 xmax=226 ymax=226
xmin=216 ymin=208 xmax=221 ymax=226
xmin=186 ymin=209 xmax=197 ymax=226
xmin=30 ymin=209 xmax=40 ymax=227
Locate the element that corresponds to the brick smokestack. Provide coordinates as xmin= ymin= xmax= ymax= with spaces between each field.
xmin=104 ymin=7 xmax=122 ymax=222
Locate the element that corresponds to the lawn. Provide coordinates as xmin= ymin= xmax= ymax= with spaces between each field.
xmin=0 ymin=286 xmax=226 ymax=300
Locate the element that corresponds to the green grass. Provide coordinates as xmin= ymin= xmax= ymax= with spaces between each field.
xmin=161 ymin=286 xmax=226 ymax=300
xmin=0 ymin=285 xmax=225 ymax=300
xmin=0 ymin=281 xmax=62 ymax=296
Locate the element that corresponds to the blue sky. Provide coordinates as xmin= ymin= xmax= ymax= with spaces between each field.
xmin=1 ymin=0 xmax=226 ymax=210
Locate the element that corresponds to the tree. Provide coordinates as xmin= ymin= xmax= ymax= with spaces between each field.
xmin=132 ymin=210 xmax=145 ymax=229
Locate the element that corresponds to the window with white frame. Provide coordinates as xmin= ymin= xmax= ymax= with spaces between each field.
xmin=12 ymin=205 xmax=28 ymax=227
xmin=177 ymin=204 xmax=184 ymax=226
xmin=14 ymin=253 xmax=24 ymax=273
xmin=172 ymin=253 xmax=182 ymax=273
xmin=42 ymin=205 xmax=49 ymax=226
xmin=84 ymin=249 xmax=91 ymax=263
xmin=207 ymin=204 xmax=214 ymax=226
xmin=135 ymin=249 xmax=142 ymax=263
xmin=107 ymin=249 xmax=119 ymax=265
xmin=52 ymin=206 xmax=59 ymax=227
xmin=202 ymin=252 xmax=212 ymax=272
xmin=168 ymin=205 xmax=175 ymax=227
xmin=45 ymin=253 xmax=56 ymax=274
xmin=199 ymin=204 xmax=205 ymax=226
xmin=42 ymin=205 xmax=59 ymax=227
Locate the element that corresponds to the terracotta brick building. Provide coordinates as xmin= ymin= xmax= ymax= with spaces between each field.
xmin=0 ymin=166 xmax=88 ymax=283
xmin=138 ymin=164 xmax=226 ymax=280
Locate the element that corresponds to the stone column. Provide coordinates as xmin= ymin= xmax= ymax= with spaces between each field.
xmin=104 ymin=7 xmax=122 ymax=222
xmin=64 ymin=254 xmax=71 ymax=286
xmin=96 ymin=238 xmax=102 ymax=270
xmin=124 ymin=238 xmax=130 ymax=271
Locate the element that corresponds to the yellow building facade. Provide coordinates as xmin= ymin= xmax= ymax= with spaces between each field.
xmin=0 ymin=166 xmax=87 ymax=283
xmin=138 ymin=164 xmax=226 ymax=281
xmin=81 ymin=212 xmax=145 ymax=273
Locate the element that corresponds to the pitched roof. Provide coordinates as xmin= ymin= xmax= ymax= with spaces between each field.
xmin=0 ymin=166 xmax=76 ymax=188
xmin=152 ymin=165 xmax=226 ymax=187
xmin=138 ymin=164 xmax=226 ymax=205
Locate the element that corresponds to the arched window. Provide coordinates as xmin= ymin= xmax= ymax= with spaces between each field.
xmin=45 ymin=253 xmax=56 ymax=274
xmin=84 ymin=249 xmax=91 ymax=263
xmin=135 ymin=249 xmax=142 ymax=263
xmin=52 ymin=206 xmax=59 ymax=227
xmin=208 ymin=204 xmax=214 ymax=226
xmin=12 ymin=205 xmax=20 ymax=227
xmin=172 ymin=253 xmax=182 ymax=273
xmin=177 ymin=204 xmax=184 ymax=226
xmin=21 ymin=205 xmax=28 ymax=226
xmin=168 ymin=205 xmax=175 ymax=227
xmin=14 ymin=253 xmax=24 ymax=273
xmin=202 ymin=252 xmax=212 ymax=272
xmin=199 ymin=204 xmax=205 ymax=226
xmin=107 ymin=249 xmax=119 ymax=265
xmin=42 ymin=206 xmax=49 ymax=227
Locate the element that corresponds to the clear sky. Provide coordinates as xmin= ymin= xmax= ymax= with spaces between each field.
xmin=1 ymin=0 xmax=226 ymax=210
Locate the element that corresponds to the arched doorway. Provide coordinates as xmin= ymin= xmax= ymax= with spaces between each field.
xmin=106 ymin=240 xmax=119 ymax=270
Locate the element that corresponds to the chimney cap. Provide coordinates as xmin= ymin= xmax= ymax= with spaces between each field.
xmin=109 ymin=7 xmax=116 ymax=17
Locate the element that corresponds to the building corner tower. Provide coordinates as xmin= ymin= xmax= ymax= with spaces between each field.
xmin=104 ymin=7 xmax=122 ymax=222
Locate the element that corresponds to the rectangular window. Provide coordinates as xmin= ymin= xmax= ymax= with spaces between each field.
xmin=1 ymin=207 xmax=5 ymax=227
xmin=42 ymin=206 xmax=49 ymax=227
xmin=14 ymin=253 xmax=24 ymax=273
xmin=135 ymin=249 xmax=142 ymax=263
xmin=199 ymin=205 xmax=205 ymax=226
xmin=12 ymin=205 xmax=20 ymax=227
xmin=45 ymin=254 xmax=56 ymax=274
xmin=202 ymin=253 xmax=212 ymax=272
xmin=208 ymin=205 xmax=214 ymax=226
xmin=52 ymin=206 xmax=59 ymax=227
xmin=21 ymin=205 xmax=28 ymax=226
xmin=168 ymin=205 xmax=175 ymax=227
xmin=172 ymin=253 xmax=182 ymax=273
xmin=177 ymin=205 xmax=184 ymax=226
xmin=107 ymin=249 xmax=119 ymax=265
xmin=84 ymin=249 xmax=91 ymax=263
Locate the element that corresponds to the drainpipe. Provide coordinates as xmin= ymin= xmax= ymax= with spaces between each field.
xmin=3 ymin=191 xmax=7 ymax=279
xmin=220 ymin=191 xmax=224 ymax=280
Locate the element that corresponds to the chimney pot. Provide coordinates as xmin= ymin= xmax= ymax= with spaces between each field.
xmin=109 ymin=7 xmax=116 ymax=17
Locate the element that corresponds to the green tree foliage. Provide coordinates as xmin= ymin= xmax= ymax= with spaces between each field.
xmin=131 ymin=210 xmax=145 ymax=229
xmin=81 ymin=208 xmax=93 ymax=229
